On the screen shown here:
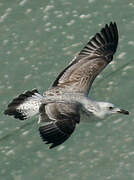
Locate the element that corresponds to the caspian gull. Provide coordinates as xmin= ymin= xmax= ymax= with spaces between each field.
xmin=4 ymin=22 xmax=129 ymax=149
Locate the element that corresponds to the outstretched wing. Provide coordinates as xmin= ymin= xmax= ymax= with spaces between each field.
xmin=52 ymin=22 xmax=118 ymax=95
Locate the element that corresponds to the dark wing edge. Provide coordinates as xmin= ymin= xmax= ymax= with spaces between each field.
xmin=79 ymin=22 xmax=118 ymax=61
xmin=52 ymin=22 xmax=118 ymax=87
xmin=39 ymin=119 xmax=76 ymax=149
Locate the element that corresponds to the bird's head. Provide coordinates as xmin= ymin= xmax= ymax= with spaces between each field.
xmin=93 ymin=102 xmax=129 ymax=118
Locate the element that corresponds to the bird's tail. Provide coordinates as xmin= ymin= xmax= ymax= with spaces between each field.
xmin=4 ymin=89 xmax=43 ymax=120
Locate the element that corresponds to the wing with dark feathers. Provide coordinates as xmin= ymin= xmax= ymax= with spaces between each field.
xmin=52 ymin=22 xmax=118 ymax=95
xmin=39 ymin=119 xmax=76 ymax=149
xmin=39 ymin=103 xmax=80 ymax=149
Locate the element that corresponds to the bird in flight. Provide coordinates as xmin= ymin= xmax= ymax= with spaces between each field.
xmin=4 ymin=22 xmax=129 ymax=149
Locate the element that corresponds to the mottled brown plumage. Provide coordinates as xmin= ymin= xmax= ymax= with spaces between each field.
xmin=5 ymin=22 xmax=120 ymax=149
xmin=40 ymin=22 xmax=119 ymax=148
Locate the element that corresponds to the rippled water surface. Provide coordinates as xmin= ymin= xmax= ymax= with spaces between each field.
xmin=1 ymin=0 xmax=134 ymax=180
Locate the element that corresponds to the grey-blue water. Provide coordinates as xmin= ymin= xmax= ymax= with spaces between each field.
xmin=0 ymin=0 xmax=134 ymax=180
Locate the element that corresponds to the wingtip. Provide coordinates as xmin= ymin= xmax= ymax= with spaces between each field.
xmin=79 ymin=21 xmax=119 ymax=61
xmin=109 ymin=21 xmax=116 ymax=25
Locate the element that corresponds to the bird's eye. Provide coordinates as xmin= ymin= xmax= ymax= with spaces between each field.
xmin=109 ymin=106 xmax=114 ymax=110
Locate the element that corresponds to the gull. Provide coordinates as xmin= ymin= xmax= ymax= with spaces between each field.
xmin=4 ymin=22 xmax=129 ymax=149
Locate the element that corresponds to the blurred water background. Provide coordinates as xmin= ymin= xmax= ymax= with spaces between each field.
xmin=0 ymin=0 xmax=134 ymax=180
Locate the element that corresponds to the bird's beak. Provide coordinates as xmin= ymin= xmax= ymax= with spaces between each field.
xmin=117 ymin=109 xmax=129 ymax=115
